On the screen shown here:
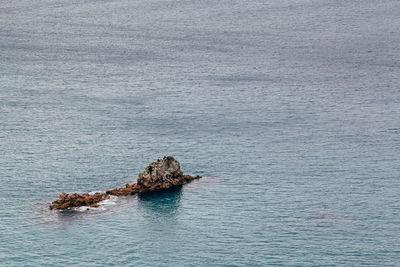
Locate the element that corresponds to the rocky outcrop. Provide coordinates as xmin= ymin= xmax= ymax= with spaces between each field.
xmin=49 ymin=192 xmax=108 ymax=210
xmin=50 ymin=156 xmax=201 ymax=210
xmin=106 ymin=156 xmax=200 ymax=196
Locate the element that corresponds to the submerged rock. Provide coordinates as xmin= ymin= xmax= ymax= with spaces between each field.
xmin=50 ymin=156 xmax=201 ymax=210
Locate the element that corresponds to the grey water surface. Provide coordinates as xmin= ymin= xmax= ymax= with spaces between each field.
xmin=1 ymin=0 xmax=400 ymax=266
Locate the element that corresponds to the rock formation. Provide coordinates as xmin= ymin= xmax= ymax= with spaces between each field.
xmin=50 ymin=156 xmax=201 ymax=210
xmin=49 ymin=192 xmax=108 ymax=210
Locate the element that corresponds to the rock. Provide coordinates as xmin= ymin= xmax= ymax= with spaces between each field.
xmin=105 ymin=183 xmax=141 ymax=196
xmin=49 ymin=192 xmax=108 ymax=210
xmin=107 ymin=156 xmax=200 ymax=194
xmin=136 ymin=155 xmax=184 ymax=190
xmin=50 ymin=156 xmax=201 ymax=210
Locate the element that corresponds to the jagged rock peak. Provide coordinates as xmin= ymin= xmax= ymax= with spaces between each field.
xmin=136 ymin=156 xmax=183 ymax=189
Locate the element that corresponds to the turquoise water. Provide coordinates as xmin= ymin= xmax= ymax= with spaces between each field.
xmin=1 ymin=0 xmax=400 ymax=266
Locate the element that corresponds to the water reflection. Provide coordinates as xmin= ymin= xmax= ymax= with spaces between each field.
xmin=137 ymin=186 xmax=182 ymax=218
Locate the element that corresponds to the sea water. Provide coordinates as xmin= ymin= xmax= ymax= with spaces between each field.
xmin=1 ymin=0 xmax=399 ymax=266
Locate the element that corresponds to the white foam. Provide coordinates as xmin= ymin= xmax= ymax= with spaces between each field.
xmin=88 ymin=191 xmax=105 ymax=195
xmin=76 ymin=206 xmax=90 ymax=212
xmin=69 ymin=195 xmax=118 ymax=212
xmin=100 ymin=195 xmax=118 ymax=206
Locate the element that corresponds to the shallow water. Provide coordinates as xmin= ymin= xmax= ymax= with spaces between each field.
xmin=1 ymin=0 xmax=400 ymax=266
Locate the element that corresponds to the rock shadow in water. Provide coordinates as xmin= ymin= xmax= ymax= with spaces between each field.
xmin=137 ymin=186 xmax=182 ymax=218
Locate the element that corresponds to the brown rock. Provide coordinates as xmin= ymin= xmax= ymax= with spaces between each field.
xmin=49 ymin=192 xmax=109 ymax=210
xmin=50 ymin=156 xmax=201 ymax=210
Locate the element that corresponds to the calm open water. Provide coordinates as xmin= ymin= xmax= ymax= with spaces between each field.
xmin=1 ymin=0 xmax=400 ymax=266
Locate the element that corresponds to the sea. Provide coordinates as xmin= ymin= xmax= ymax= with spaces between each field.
xmin=1 ymin=0 xmax=399 ymax=266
